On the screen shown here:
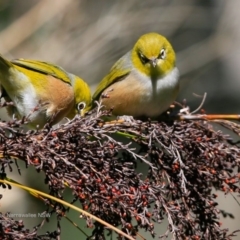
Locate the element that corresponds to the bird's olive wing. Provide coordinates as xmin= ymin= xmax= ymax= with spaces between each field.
xmin=92 ymin=52 xmax=132 ymax=101
xmin=11 ymin=59 xmax=71 ymax=84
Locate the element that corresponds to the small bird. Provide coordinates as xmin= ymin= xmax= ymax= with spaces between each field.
xmin=93 ymin=32 xmax=179 ymax=118
xmin=0 ymin=56 xmax=92 ymax=128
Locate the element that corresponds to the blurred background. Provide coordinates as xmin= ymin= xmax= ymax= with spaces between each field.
xmin=0 ymin=0 xmax=239 ymax=239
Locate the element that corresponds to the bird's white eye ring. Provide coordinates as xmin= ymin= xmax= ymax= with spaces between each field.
xmin=139 ymin=52 xmax=149 ymax=64
xmin=77 ymin=102 xmax=86 ymax=113
xmin=159 ymin=48 xmax=166 ymax=60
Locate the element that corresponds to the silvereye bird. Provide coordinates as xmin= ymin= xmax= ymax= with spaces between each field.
xmin=0 ymin=55 xmax=92 ymax=128
xmin=93 ymin=32 xmax=179 ymax=118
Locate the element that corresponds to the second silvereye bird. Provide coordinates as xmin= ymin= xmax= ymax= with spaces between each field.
xmin=93 ymin=32 xmax=179 ymax=118
xmin=0 ymin=56 xmax=92 ymax=128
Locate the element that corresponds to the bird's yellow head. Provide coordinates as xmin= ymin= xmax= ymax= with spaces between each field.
xmin=67 ymin=76 xmax=92 ymax=119
xmin=131 ymin=32 xmax=176 ymax=78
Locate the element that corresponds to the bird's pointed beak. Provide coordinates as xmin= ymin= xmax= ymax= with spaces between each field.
xmin=150 ymin=58 xmax=157 ymax=68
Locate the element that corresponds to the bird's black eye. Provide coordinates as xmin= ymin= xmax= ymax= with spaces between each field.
xmin=139 ymin=52 xmax=149 ymax=65
xmin=158 ymin=48 xmax=166 ymax=60
xmin=77 ymin=102 xmax=86 ymax=113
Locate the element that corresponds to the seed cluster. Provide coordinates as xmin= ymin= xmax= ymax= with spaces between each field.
xmin=0 ymin=109 xmax=239 ymax=239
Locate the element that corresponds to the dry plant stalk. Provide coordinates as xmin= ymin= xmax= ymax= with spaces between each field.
xmin=0 ymin=105 xmax=239 ymax=240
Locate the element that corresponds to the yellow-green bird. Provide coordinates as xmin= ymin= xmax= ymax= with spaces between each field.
xmin=93 ymin=32 xmax=179 ymax=118
xmin=0 ymin=55 xmax=92 ymax=128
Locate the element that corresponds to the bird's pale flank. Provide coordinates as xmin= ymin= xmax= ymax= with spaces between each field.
xmin=93 ymin=32 xmax=179 ymax=118
xmin=0 ymin=56 xmax=92 ymax=128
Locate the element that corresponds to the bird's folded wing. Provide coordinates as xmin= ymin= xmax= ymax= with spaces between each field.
xmin=11 ymin=59 xmax=71 ymax=85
